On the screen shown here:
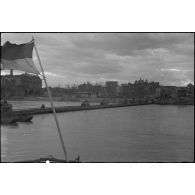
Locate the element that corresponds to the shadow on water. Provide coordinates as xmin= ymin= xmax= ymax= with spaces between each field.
xmin=1 ymin=123 xmax=19 ymax=128
xmin=1 ymin=121 xmax=33 ymax=128
xmin=20 ymin=121 xmax=33 ymax=125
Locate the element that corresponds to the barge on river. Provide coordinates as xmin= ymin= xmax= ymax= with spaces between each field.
xmin=1 ymin=101 xmax=33 ymax=124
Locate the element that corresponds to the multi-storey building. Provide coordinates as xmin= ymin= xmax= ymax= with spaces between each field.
xmin=78 ymin=82 xmax=103 ymax=97
xmin=120 ymin=79 xmax=160 ymax=98
xmin=1 ymin=73 xmax=42 ymax=98
xmin=106 ymin=81 xmax=118 ymax=97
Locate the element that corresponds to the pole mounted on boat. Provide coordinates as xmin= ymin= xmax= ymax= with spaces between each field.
xmin=33 ymin=37 xmax=68 ymax=161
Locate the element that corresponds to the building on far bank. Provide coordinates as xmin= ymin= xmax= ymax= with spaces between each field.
xmin=1 ymin=73 xmax=42 ymax=99
xmin=78 ymin=82 xmax=103 ymax=97
xmin=176 ymin=87 xmax=188 ymax=98
xmin=159 ymin=86 xmax=177 ymax=98
xmin=120 ymin=79 xmax=160 ymax=99
xmin=159 ymin=83 xmax=194 ymax=99
xmin=186 ymin=83 xmax=194 ymax=97
xmin=106 ymin=81 xmax=118 ymax=97
xmin=78 ymin=82 xmax=92 ymax=92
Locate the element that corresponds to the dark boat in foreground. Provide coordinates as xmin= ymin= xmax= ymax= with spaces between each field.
xmin=1 ymin=100 xmax=34 ymax=124
xmin=14 ymin=155 xmax=81 ymax=163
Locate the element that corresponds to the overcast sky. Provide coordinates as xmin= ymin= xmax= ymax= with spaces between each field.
xmin=1 ymin=33 xmax=194 ymax=87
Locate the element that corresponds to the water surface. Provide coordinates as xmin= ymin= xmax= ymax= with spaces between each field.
xmin=1 ymin=102 xmax=194 ymax=162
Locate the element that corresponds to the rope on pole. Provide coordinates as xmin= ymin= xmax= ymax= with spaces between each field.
xmin=33 ymin=37 xmax=68 ymax=161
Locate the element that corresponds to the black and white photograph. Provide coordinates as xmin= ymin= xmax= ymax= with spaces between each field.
xmin=1 ymin=32 xmax=194 ymax=163
xmin=1 ymin=1 xmax=195 ymax=195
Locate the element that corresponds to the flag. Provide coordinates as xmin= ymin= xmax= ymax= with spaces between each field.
xmin=1 ymin=39 xmax=39 ymax=74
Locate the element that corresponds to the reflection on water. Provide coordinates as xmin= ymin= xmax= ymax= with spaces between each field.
xmin=1 ymin=102 xmax=194 ymax=162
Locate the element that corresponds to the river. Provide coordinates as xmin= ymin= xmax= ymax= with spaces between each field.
xmin=1 ymin=101 xmax=194 ymax=162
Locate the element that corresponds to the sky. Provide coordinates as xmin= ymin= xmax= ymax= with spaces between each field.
xmin=1 ymin=33 xmax=194 ymax=87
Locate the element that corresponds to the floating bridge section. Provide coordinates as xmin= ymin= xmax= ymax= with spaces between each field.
xmin=12 ymin=103 xmax=149 ymax=116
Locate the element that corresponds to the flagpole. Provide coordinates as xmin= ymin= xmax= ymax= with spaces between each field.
xmin=33 ymin=38 xmax=68 ymax=161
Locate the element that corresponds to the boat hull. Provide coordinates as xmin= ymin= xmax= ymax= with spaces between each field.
xmin=1 ymin=114 xmax=33 ymax=124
